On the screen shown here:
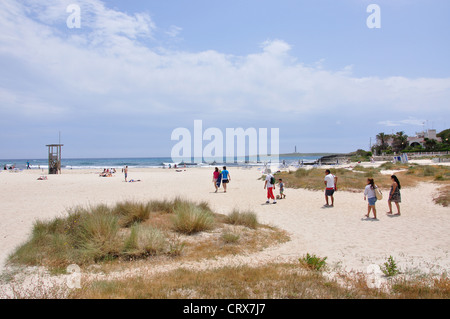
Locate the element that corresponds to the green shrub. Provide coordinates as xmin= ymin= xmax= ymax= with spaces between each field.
xmin=381 ymin=256 xmax=399 ymax=277
xmin=299 ymin=253 xmax=327 ymax=271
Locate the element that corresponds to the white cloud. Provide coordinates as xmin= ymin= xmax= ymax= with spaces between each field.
xmin=378 ymin=118 xmax=426 ymax=127
xmin=166 ymin=25 xmax=182 ymax=38
xmin=1 ymin=1 xmax=449 ymax=130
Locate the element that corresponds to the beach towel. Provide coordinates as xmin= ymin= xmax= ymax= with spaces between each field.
xmin=216 ymin=172 xmax=222 ymax=188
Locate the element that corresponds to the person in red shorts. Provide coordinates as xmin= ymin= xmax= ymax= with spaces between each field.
xmin=264 ymin=169 xmax=277 ymax=204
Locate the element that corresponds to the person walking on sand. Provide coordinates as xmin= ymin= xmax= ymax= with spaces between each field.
xmin=324 ymin=169 xmax=337 ymax=207
xmin=124 ymin=166 xmax=128 ymax=182
xmin=213 ymin=167 xmax=220 ymax=193
xmin=387 ymin=175 xmax=401 ymax=216
xmin=264 ymin=170 xmax=276 ymax=204
xmin=221 ymin=166 xmax=230 ymax=192
xmin=364 ymin=178 xmax=378 ymax=219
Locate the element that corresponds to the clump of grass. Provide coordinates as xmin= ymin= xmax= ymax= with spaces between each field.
xmin=433 ymin=185 xmax=450 ymax=207
xmin=171 ymin=202 xmax=215 ymax=235
xmin=225 ymin=209 xmax=258 ymax=229
xmin=221 ymin=230 xmax=241 ymax=244
xmin=123 ymin=224 xmax=169 ymax=258
xmin=299 ymin=253 xmax=327 ymax=271
xmin=8 ymin=199 xmax=215 ymax=268
xmin=112 ymin=201 xmax=151 ymax=227
xmin=72 ymin=207 xmax=121 ymax=263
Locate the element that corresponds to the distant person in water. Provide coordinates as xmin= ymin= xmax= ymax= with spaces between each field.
xmin=221 ymin=166 xmax=230 ymax=192
xmin=387 ymin=175 xmax=401 ymax=216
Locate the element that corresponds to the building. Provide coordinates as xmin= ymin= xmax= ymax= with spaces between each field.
xmin=407 ymin=129 xmax=442 ymax=147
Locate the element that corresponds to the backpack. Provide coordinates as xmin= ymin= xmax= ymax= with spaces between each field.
xmin=270 ymin=176 xmax=276 ymax=185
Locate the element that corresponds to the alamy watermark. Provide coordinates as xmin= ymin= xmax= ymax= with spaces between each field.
xmin=171 ymin=120 xmax=279 ymax=164
xmin=66 ymin=264 xmax=81 ymax=289
xmin=65 ymin=4 xmax=380 ymax=31
xmin=66 ymin=4 xmax=81 ymax=29
xmin=367 ymin=4 xmax=381 ymax=29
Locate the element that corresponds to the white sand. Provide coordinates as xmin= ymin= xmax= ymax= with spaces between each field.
xmin=1 ymin=162 xmax=449 ymax=279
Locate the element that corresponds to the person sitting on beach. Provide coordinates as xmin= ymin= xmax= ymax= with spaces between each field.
xmin=324 ymin=169 xmax=337 ymax=207
xmin=364 ymin=178 xmax=378 ymax=219
xmin=99 ymin=169 xmax=113 ymax=177
xmin=387 ymin=175 xmax=401 ymax=216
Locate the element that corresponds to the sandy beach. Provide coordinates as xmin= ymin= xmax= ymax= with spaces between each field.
xmin=1 ymin=160 xmax=449 ymax=280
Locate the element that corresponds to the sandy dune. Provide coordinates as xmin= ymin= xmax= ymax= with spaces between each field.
xmin=0 ymin=162 xmax=449 ymax=278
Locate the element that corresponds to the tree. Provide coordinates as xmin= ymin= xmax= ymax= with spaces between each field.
xmin=392 ymin=131 xmax=408 ymax=153
xmin=424 ymin=138 xmax=437 ymax=151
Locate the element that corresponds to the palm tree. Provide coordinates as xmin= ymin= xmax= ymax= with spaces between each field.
xmin=392 ymin=131 xmax=408 ymax=153
xmin=376 ymin=133 xmax=388 ymax=149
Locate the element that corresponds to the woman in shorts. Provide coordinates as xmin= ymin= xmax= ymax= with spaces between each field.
xmin=364 ymin=178 xmax=378 ymax=219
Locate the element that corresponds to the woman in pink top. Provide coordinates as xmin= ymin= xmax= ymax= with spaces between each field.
xmin=213 ymin=167 xmax=220 ymax=193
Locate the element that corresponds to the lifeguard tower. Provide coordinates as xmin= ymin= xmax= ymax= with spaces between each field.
xmin=46 ymin=144 xmax=63 ymax=174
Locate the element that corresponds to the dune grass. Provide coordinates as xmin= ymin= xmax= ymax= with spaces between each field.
xmin=67 ymin=261 xmax=450 ymax=299
xmin=7 ymin=199 xmax=288 ymax=272
xmin=277 ymin=164 xmax=450 ymax=194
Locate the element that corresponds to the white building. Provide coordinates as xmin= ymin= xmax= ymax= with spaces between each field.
xmin=407 ymin=129 xmax=442 ymax=147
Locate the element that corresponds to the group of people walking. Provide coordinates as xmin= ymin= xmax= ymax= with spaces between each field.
xmin=212 ymin=166 xmax=402 ymax=219
xmin=324 ymin=169 xmax=402 ymax=220
xmin=212 ymin=166 xmax=230 ymax=193
xmin=363 ymin=174 xmax=402 ymax=219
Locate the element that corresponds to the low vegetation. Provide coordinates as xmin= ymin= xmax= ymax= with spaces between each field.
xmin=7 ymin=199 xmax=289 ymax=272
xmin=66 ymin=258 xmax=450 ymax=299
xmin=276 ymin=164 xmax=450 ymax=206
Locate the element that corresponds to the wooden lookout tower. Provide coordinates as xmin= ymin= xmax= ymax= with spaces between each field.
xmin=46 ymin=144 xmax=63 ymax=174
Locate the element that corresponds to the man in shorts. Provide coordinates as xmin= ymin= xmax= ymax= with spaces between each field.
xmin=221 ymin=166 xmax=230 ymax=193
xmin=324 ymin=169 xmax=337 ymax=207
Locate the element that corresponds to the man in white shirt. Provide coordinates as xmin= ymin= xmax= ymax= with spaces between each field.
xmin=324 ymin=169 xmax=337 ymax=207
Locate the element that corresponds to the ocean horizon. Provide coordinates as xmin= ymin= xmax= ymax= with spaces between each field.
xmin=1 ymin=154 xmax=326 ymax=170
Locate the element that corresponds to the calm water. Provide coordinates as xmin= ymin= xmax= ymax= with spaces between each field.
xmin=1 ymin=155 xmax=323 ymax=170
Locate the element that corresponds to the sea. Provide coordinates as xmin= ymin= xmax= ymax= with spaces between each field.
xmin=1 ymin=154 xmax=325 ymax=170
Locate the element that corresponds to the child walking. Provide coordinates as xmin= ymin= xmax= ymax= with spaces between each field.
xmin=278 ymin=179 xmax=286 ymax=199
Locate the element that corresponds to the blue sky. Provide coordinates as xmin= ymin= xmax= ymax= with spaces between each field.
xmin=0 ymin=0 xmax=449 ymax=159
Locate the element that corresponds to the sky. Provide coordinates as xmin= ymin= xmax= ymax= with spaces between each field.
xmin=0 ymin=0 xmax=449 ymax=159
